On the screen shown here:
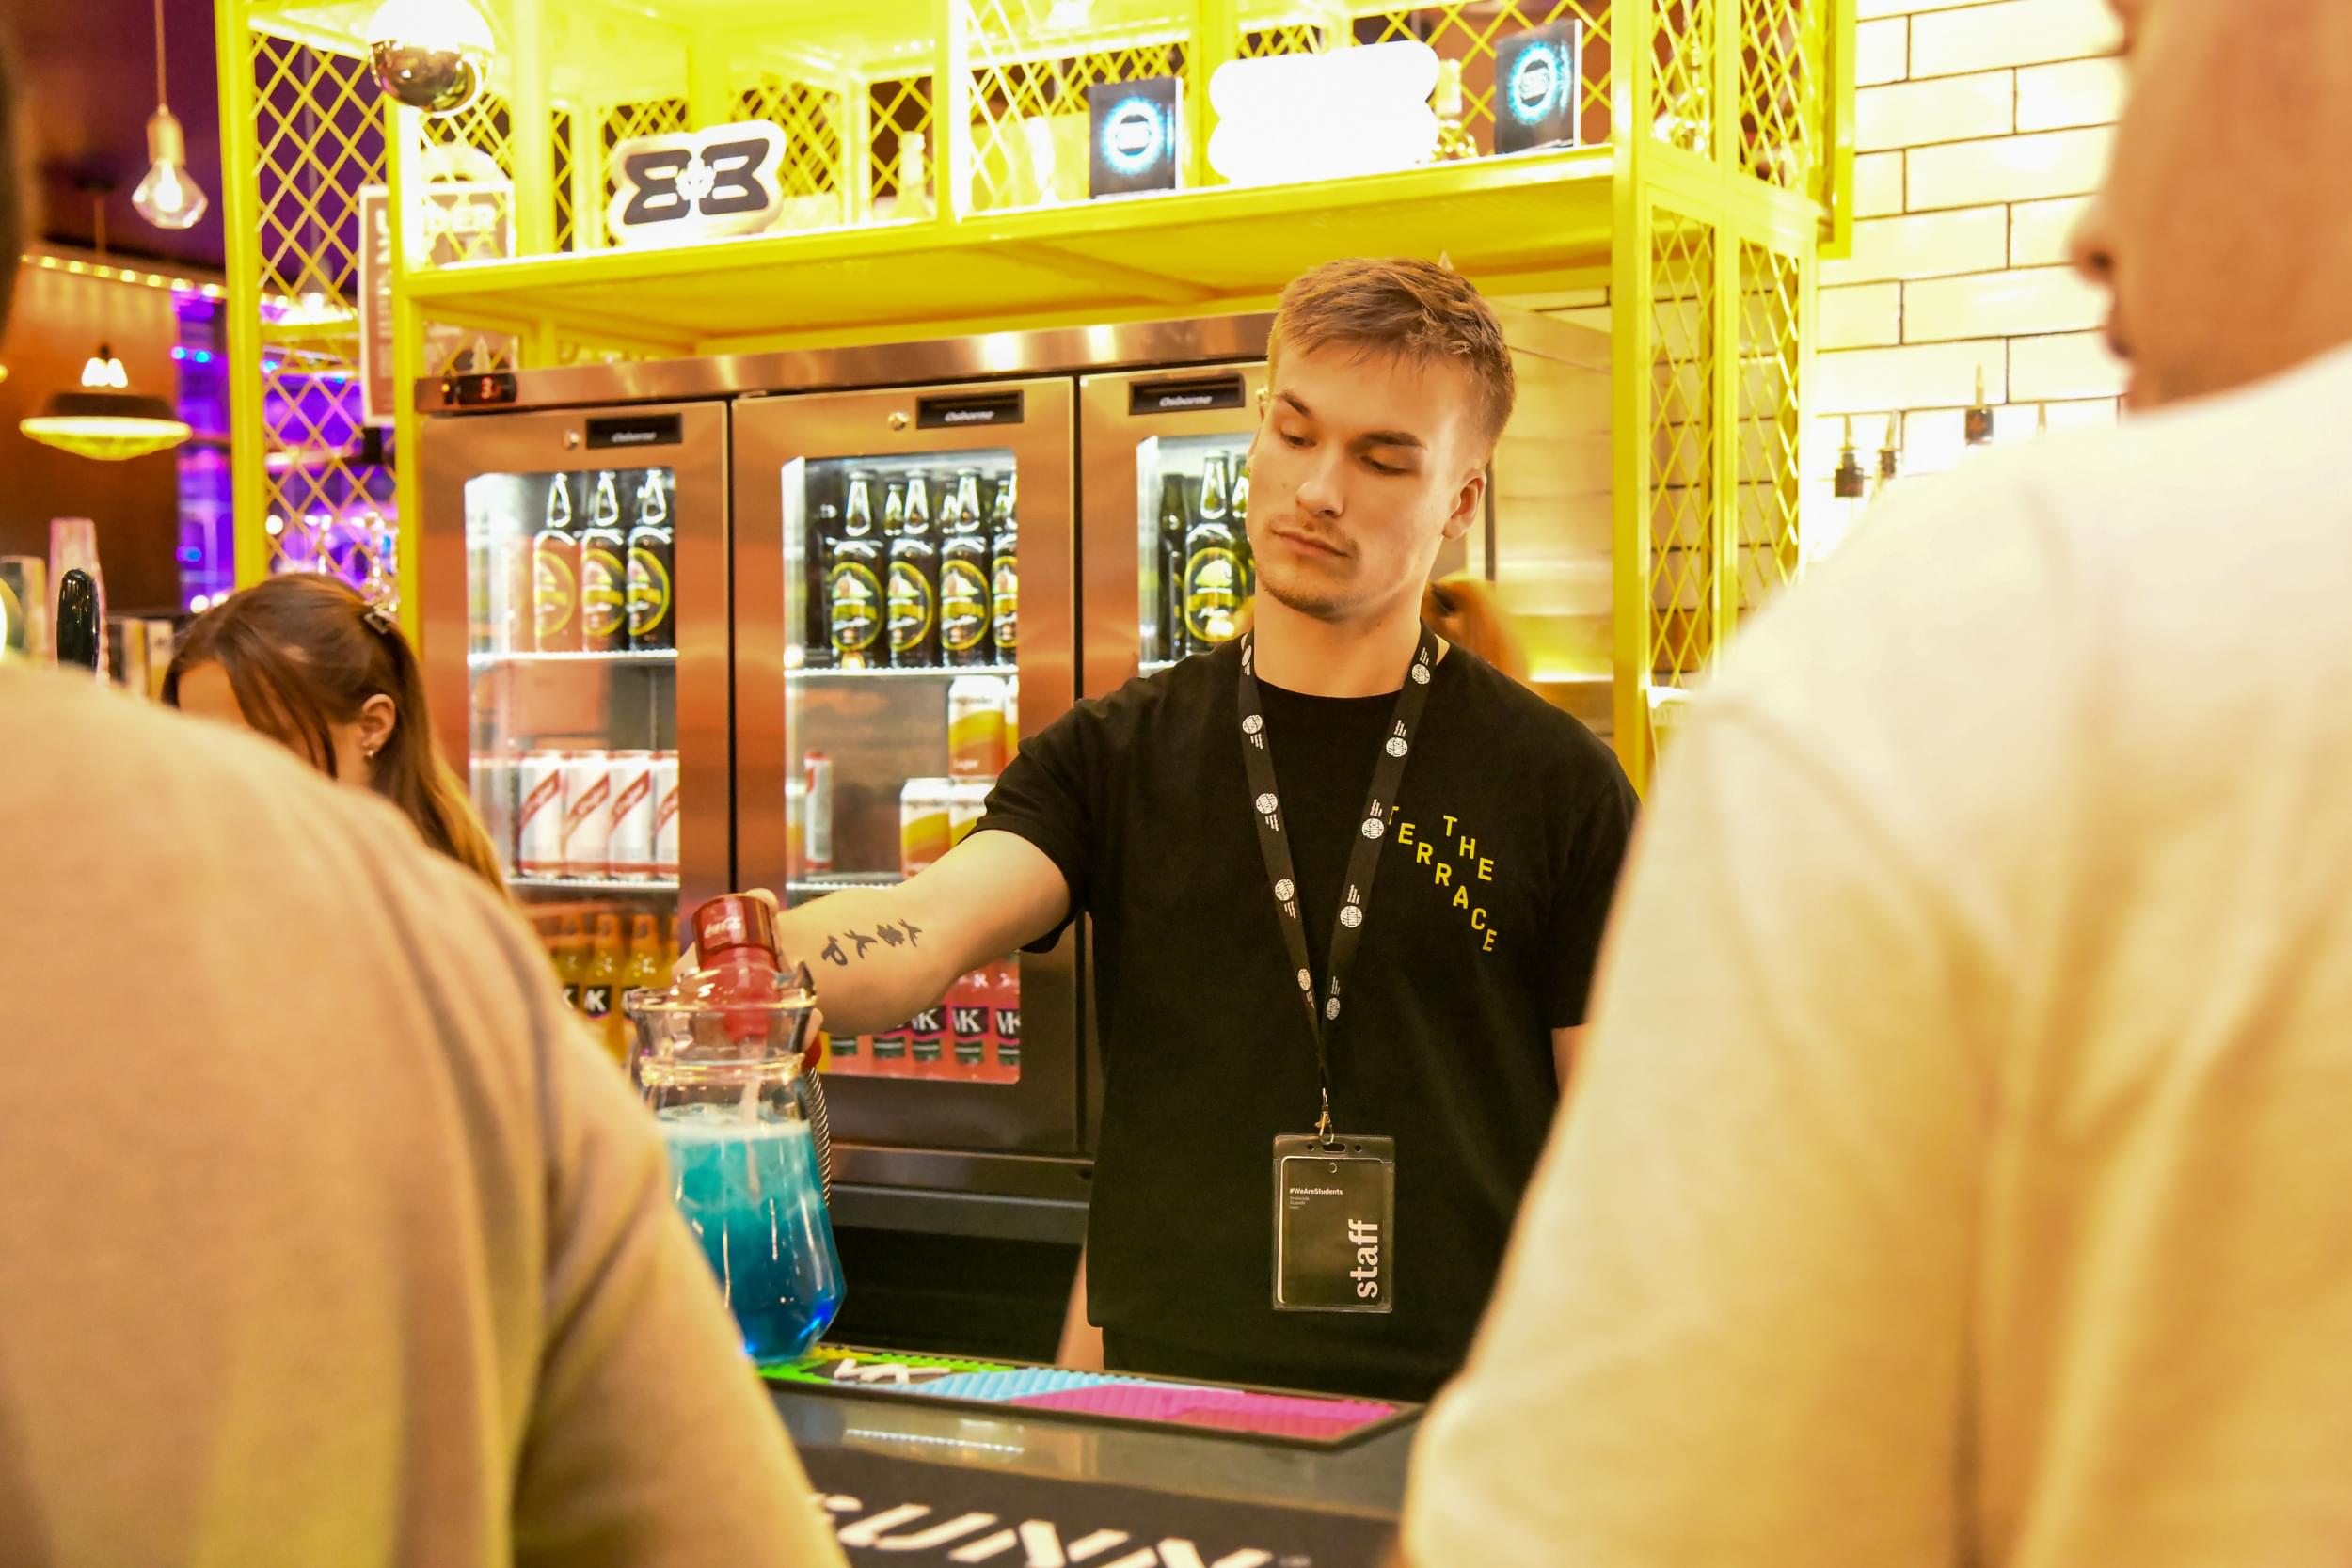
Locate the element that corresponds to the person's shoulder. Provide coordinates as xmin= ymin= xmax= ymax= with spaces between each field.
xmin=1442 ymin=644 xmax=1623 ymax=785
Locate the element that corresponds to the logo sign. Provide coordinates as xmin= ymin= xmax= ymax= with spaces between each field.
xmin=607 ymin=120 xmax=788 ymax=246
xmin=359 ymin=182 xmax=515 ymax=424
xmin=1492 ymin=21 xmax=1585 ymax=152
xmin=1088 ymin=77 xmax=1183 ymax=198
xmin=1207 ymin=42 xmax=1439 ymax=187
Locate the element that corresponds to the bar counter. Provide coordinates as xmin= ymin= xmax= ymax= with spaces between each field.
xmin=768 ymin=1347 xmax=1413 ymax=1565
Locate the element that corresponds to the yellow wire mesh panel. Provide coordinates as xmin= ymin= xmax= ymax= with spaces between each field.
xmin=737 ymin=76 xmax=850 ymax=229
xmin=1647 ymin=214 xmax=1717 ymax=689
xmin=250 ymin=32 xmax=395 ymax=591
xmin=1237 ymin=21 xmax=1338 ymax=56
xmin=1736 ymin=240 xmax=1802 ymax=609
xmin=1279 ymin=2 xmax=1613 ymax=155
xmin=865 ymin=74 xmax=937 ymax=214
xmin=961 ymin=0 xmax=1185 ymax=214
xmin=1651 ymin=0 xmax=1715 ymax=153
xmin=1739 ymin=0 xmax=1821 ymax=187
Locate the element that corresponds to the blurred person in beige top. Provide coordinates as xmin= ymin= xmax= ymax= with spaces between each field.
xmin=0 ymin=668 xmax=848 ymax=1567
xmin=1405 ymin=0 xmax=2352 ymax=1564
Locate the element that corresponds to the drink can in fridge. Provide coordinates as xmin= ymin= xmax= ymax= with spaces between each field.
xmin=516 ymin=750 xmax=567 ymax=875
xmin=804 ymin=752 xmax=835 ymax=873
xmin=606 ymin=749 xmax=658 ymax=879
xmin=946 ymin=675 xmax=1007 ymax=779
xmin=652 ymin=750 xmax=682 ymax=879
xmin=949 ymin=778 xmax=990 ymax=849
xmin=1002 ymin=673 xmax=1020 ymax=760
xmin=562 ymin=750 xmax=613 ymax=878
xmin=471 ymin=752 xmax=518 ymax=871
xmin=898 ymin=778 xmax=953 ymax=877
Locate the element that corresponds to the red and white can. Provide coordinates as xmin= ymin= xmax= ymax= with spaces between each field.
xmin=469 ymin=752 xmax=518 ymax=870
xmin=561 ymin=750 xmax=613 ymax=878
xmin=652 ymin=750 xmax=682 ymax=879
xmin=515 ymin=750 xmax=567 ymax=875
xmin=607 ymin=749 xmax=658 ymax=879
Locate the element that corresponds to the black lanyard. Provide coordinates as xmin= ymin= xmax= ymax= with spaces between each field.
xmin=1237 ymin=626 xmax=1439 ymax=1142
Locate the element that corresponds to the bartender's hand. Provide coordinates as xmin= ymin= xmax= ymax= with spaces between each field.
xmin=674 ymin=887 xmax=829 ymax=1069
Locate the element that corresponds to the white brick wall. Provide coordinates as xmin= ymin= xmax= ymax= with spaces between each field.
xmin=1812 ymin=0 xmax=2126 ymax=518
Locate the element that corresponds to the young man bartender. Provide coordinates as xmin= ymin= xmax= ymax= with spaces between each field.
xmin=773 ymin=256 xmax=1636 ymax=1401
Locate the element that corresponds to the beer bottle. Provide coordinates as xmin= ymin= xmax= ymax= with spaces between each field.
xmin=882 ymin=476 xmax=906 ymax=541
xmin=1183 ymin=452 xmax=1244 ymax=653
xmin=626 ymin=469 xmax=675 ymax=652
xmin=828 ymin=470 xmax=885 ymax=671
xmin=581 ymin=911 xmax=626 ymax=1063
xmin=939 ymin=467 xmax=992 ymax=668
xmin=989 ymin=469 xmax=1019 ymax=665
xmin=1229 ymin=458 xmax=1254 ymax=599
xmin=532 ymin=475 xmax=582 ymax=652
xmin=808 ymin=501 xmax=840 ymax=663
xmin=1155 ymin=472 xmax=1189 ymax=663
xmin=580 ymin=471 xmax=627 ymax=653
xmin=888 ymin=468 xmax=941 ymax=668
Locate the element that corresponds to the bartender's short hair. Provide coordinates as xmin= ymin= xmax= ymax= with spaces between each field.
xmin=1269 ymin=257 xmax=1517 ymax=455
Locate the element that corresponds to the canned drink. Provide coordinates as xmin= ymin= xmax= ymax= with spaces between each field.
xmin=606 ymin=750 xmax=658 ymax=879
xmin=804 ymin=752 xmax=835 ymax=873
xmin=899 ymin=777 xmax=953 ymax=877
xmin=652 ymin=751 xmax=682 ymax=879
xmin=1003 ymin=673 xmax=1020 ymax=760
xmin=562 ymin=751 xmax=613 ymax=879
xmin=471 ymin=752 xmax=518 ymax=871
xmin=949 ymin=778 xmax=990 ymax=849
xmin=516 ymin=751 xmax=567 ymax=875
xmin=946 ymin=675 xmax=1007 ymax=779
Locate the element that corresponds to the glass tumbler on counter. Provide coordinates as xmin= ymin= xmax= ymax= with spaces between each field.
xmin=625 ymin=895 xmax=842 ymax=1362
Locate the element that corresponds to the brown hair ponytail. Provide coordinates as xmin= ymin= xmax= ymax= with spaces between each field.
xmin=164 ymin=576 xmax=508 ymax=895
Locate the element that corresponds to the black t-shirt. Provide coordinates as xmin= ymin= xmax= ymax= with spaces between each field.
xmin=978 ymin=637 xmax=1636 ymax=1402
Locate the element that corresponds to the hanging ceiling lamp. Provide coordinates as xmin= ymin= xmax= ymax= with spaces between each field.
xmin=20 ymin=198 xmax=193 ymax=462
xmin=133 ymin=0 xmax=209 ymax=230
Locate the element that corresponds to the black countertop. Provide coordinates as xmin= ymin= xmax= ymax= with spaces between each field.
xmin=771 ymin=1371 xmax=1415 ymax=1565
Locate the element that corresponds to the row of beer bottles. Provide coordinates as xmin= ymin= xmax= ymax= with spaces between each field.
xmin=532 ymin=472 xmax=676 ymax=655
xmin=1160 ymin=450 xmax=1251 ymax=660
xmin=819 ymin=467 xmax=1018 ymax=672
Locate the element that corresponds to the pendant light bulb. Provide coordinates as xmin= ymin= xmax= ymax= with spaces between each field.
xmin=134 ymin=106 xmax=209 ymax=230
xmin=81 ymin=345 xmax=130 ymax=390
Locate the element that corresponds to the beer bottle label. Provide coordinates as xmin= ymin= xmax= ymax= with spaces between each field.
xmin=873 ymin=1028 xmax=909 ymax=1062
xmin=580 ymin=545 xmax=626 ymax=642
xmin=580 ymin=984 xmax=612 ymax=1022
xmin=992 ymin=555 xmax=1018 ymax=653
xmin=993 ymin=1004 xmax=1022 ymax=1069
xmin=952 ymin=1003 xmax=988 ymax=1066
xmin=939 ymin=559 xmax=990 ymax=654
xmin=887 ymin=561 xmax=936 ymax=652
xmin=828 ymin=561 xmax=882 ymax=653
xmin=563 ymin=982 xmax=581 ymax=1011
xmin=910 ymin=1006 xmax=945 ymax=1064
xmin=534 ymin=547 xmax=576 ymax=640
xmin=1184 ymin=547 xmax=1244 ymax=644
xmin=627 ymin=545 xmax=673 ymax=641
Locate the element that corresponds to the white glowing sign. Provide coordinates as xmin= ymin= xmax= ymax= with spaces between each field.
xmin=606 ymin=120 xmax=789 ymax=246
xmin=1207 ymin=42 xmax=1441 ymax=187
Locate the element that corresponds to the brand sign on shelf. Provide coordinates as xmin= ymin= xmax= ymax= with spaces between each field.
xmin=1493 ymin=21 xmax=1586 ymax=153
xmin=1088 ymin=77 xmax=1183 ymax=198
xmin=1207 ymin=42 xmax=1439 ymax=188
xmin=606 ymin=120 xmax=789 ymax=247
xmin=358 ymin=181 xmax=514 ymax=425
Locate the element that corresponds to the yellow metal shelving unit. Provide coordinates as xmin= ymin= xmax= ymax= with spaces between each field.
xmin=215 ymin=0 xmax=1854 ymax=792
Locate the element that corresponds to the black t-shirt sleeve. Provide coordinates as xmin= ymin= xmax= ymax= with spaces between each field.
xmin=977 ymin=702 xmax=1101 ymax=953
xmin=1544 ymin=749 xmax=1640 ymax=1028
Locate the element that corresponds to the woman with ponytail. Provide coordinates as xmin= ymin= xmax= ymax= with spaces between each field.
xmin=165 ymin=576 xmax=506 ymax=893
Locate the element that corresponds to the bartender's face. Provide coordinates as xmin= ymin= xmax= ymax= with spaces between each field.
xmin=1247 ymin=341 xmax=1486 ymax=626
xmin=2071 ymin=0 xmax=2352 ymax=407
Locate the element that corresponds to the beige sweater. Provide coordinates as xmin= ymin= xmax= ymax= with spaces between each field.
xmin=0 ymin=670 xmax=844 ymax=1568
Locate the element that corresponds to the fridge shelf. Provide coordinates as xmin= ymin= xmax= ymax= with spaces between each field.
xmin=787 ymin=873 xmax=908 ymax=898
xmin=790 ymin=664 xmax=1019 ymax=681
xmin=469 ymin=649 xmax=679 ymax=669
xmin=510 ymin=875 xmax=681 ymax=895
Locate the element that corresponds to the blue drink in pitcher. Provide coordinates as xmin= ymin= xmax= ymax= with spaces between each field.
xmin=659 ymin=1105 xmax=841 ymax=1361
xmin=629 ymin=895 xmax=844 ymax=1363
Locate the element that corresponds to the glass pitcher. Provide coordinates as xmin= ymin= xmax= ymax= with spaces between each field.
xmin=626 ymin=895 xmax=843 ymax=1362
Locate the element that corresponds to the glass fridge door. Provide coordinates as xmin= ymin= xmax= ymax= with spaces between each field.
xmin=734 ymin=380 xmax=1080 ymax=1156
xmin=418 ymin=403 xmax=731 ymax=1069
xmin=1077 ymin=365 xmax=1267 ymax=699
